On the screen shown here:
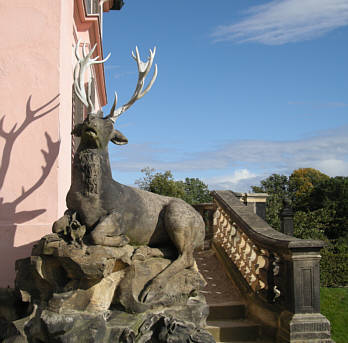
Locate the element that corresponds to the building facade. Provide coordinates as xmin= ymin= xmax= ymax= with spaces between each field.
xmin=0 ymin=0 xmax=120 ymax=286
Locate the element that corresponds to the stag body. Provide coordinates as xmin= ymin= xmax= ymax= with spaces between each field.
xmin=53 ymin=42 xmax=204 ymax=302
xmin=67 ymin=113 xmax=204 ymax=245
xmin=56 ymin=114 xmax=205 ymax=302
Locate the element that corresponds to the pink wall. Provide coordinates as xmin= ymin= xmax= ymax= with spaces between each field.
xmin=0 ymin=0 xmax=109 ymax=287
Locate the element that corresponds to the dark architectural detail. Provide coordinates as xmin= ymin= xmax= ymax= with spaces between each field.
xmin=280 ymin=198 xmax=294 ymax=236
xmin=111 ymin=0 xmax=125 ymax=11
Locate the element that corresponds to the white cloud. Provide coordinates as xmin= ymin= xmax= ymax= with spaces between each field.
xmin=211 ymin=0 xmax=348 ymax=45
xmin=208 ymin=169 xmax=256 ymax=185
xmin=311 ymin=159 xmax=348 ymax=176
xmin=206 ymin=169 xmax=261 ymax=192
xmin=111 ymin=125 xmax=348 ymax=191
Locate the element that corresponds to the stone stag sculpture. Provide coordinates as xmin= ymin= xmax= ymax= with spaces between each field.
xmin=53 ymin=41 xmax=205 ymax=304
xmin=1 ymin=41 xmax=214 ymax=343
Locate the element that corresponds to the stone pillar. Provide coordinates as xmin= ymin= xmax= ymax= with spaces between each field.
xmin=278 ymin=248 xmax=332 ymax=343
xmin=280 ymin=199 xmax=294 ymax=236
xmin=233 ymin=192 xmax=268 ymax=220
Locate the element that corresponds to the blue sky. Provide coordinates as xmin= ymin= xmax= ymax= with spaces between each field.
xmin=102 ymin=0 xmax=348 ymax=192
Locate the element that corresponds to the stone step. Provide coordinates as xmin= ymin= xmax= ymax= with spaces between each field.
xmin=206 ymin=319 xmax=260 ymax=342
xmin=208 ymin=302 xmax=246 ymax=321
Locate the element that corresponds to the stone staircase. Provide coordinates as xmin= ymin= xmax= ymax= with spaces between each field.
xmin=206 ymin=302 xmax=272 ymax=343
xmin=195 ymin=249 xmax=274 ymax=343
xmin=194 ymin=194 xmax=333 ymax=343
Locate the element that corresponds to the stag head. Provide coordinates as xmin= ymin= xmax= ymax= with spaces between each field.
xmin=73 ymin=40 xmax=157 ymax=151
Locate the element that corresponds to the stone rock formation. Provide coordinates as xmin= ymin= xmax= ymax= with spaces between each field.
xmin=1 ymin=226 xmax=214 ymax=342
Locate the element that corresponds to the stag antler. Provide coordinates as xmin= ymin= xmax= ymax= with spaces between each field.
xmin=106 ymin=46 xmax=158 ymax=123
xmin=73 ymin=39 xmax=111 ymax=113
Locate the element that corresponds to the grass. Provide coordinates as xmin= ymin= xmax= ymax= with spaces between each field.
xmin=321 ymin=287 xmax=348 ymax=343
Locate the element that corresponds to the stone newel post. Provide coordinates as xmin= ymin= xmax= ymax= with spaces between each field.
xmin=280 ymin=198 xmax=294 ymax=236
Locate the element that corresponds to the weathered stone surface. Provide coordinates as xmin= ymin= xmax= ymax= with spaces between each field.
xmin=48 ymin=270 xmax=125 ymax=313
xmin=15 ymin=257 xmax=56 ymax=303
xmin=117 ymin=257 xmax=206 ymax=313
xmin=22 ymin=307 xmax=215 ymax=343
xmin=32 ymin=233 xmax=133 ymax=281
xmin=114 ymin=312 xmax=215 ymax=343
xmin=0 ymin=318 xmax=21 ymax=342
xmin=4 ymin=233 xmax=214 ymax=342
xmin=0 ymin=288 xmax=29 ymax=322
xmin=163 ymin=295 xmax=210 ymax=328
xmin=25 ymin=309 xmax=109 ymax=343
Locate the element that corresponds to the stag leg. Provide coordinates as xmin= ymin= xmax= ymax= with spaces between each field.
xmin=139 ymin=200 xmax=204 ymax=303
xmin=89 ymin=210 xmax=129 ymax=247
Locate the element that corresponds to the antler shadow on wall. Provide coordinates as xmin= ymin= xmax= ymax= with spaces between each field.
xmin=0 ymin=95 xmax=60 ymax=286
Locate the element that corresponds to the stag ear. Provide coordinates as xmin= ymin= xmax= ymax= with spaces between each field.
xmin=71 ymin=123 xmax=84 ymax=137
xmin=111 ymin=129 xmax=128 ymax=145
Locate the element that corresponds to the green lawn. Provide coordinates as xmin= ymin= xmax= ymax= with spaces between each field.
xmin=321 ymin=287 xmax=348 ymax=343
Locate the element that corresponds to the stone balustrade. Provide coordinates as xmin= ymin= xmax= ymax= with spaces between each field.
xmin=213 ymin=202 xmax=279 ymax=299
xmin=211 ymin=190 xmax=332 ymax=343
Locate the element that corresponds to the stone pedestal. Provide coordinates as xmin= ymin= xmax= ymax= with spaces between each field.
xmin=1 ymin=233 xmax=215 ymax=343
xmin=278 ymin=313 xmax=332 ymax=343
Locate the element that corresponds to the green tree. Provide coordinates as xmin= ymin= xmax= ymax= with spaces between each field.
xmin=252 ymin=170 xmax=348 ymax=287
xmin=182 ymin=177 xmax=212 ymax=205
xmin=308 ymin=176 xmax=348 ymax=242
xmin=136 ymin=168 xmax=186 ymax=199
xmin=135 ymin=167 xmax=156 ymax=191
xmin=135 ymin=168 xmax=212 ymax=205
xmin=293 ymin=208 xmax=334 ymax=241
xmin=251 ymin=173 xmax=289 ymax=230
xmin=289 ymin=168 xmax=329 ymax=211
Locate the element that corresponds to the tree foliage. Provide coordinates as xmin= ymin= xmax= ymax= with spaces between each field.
xmin=135 ymin=167 xmax=212 ymax=205
xmin=182 ymin=177 xmax=212 ymax=205
xmin=293 ymin=208 xmax=333 ymax=241
xmin=289 ymin=168 xmax=329 ymax=210
xmin=308 ymin=176 xmax=348 ymax=242
xmin=251 ymin=174 xmax=289 ymax=230
xmin=251 ymin=168 xmax=348 ymax=286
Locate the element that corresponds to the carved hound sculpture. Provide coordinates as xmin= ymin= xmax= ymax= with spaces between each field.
xmin=53 ymin=41 xmax=205 ymax=303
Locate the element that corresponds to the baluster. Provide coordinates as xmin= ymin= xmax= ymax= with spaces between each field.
xmin=249 ymin=245 xmax=259 ymax=290
xmin=257 ymin=248 xmax=270 ymax=291
xmin=238 ymin=233 xmax=248 ymax=277
xmin=227 ymin=222 xmax=237 ymax=258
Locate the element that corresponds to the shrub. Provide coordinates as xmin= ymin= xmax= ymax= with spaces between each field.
xmin=320 ymin=245 xmax=348 ymax=287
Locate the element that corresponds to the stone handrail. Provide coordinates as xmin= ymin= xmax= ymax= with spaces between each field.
xmin=211 ymin=190 xmax=332 ymax=343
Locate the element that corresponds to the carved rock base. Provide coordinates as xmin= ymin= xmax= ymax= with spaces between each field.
xmin=1 ymin=233 xmax=215 ymax=343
